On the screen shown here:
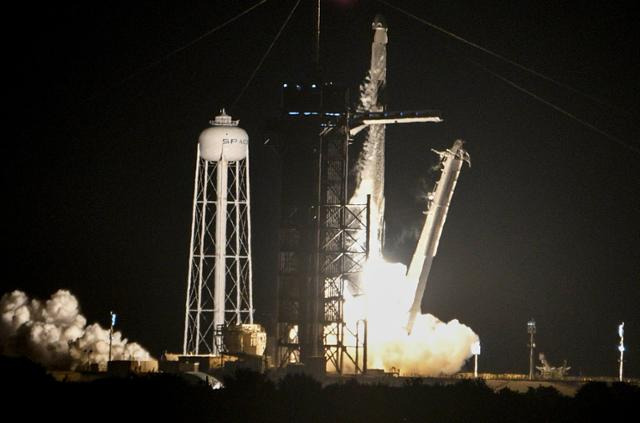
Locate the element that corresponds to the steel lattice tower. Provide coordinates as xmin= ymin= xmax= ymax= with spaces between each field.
xmin=183 ymin=111 xmax=253 ymax=356
xmin=274 ymin=114 xmax=371 ymax=374
xmin=312 ymin=120 xmax=370 ymax=373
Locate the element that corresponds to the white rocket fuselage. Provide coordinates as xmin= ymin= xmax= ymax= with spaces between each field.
xmin=369 ymin=16 xmax=387 ymax=112
xmin=351 ymin=15 xmax=389 ymax=255
xmin=406 ymin=140 xmax=470 ymax=334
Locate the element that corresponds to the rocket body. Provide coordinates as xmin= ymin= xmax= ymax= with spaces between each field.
xmin=406 ymin=140 xmax=469 ymax=334
xmin=351 ymin=15 xmax=389 ymax=254
xmin=369 ymin=14 xmax=387 ymax=111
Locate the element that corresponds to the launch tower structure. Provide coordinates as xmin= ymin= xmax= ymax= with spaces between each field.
xmin=276 ymin=15 xmax=442 ymax=374
xmin=183 ymin=110 xmax=254 ymax=356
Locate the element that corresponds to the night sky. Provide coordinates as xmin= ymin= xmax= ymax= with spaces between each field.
xmin=5 ymin=0 xmax=639 ymax=377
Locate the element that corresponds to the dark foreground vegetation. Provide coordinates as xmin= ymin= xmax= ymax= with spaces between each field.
xmin=3 ymin=356 xmax=638 ymax=422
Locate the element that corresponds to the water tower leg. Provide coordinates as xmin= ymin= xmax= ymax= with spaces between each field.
xmin=214 ymin=160 xmax=228 ymax=353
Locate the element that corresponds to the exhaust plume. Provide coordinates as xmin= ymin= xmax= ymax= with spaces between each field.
xmin=344 ymin=259 xmax=478 ymax=376
xmin=0 ymin=290 xmax=150 ymax=369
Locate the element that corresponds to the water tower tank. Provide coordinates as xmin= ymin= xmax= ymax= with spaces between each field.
xmin=198 ymin=110 xmax=249 ymax=161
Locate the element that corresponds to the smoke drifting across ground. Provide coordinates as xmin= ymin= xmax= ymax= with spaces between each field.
xmin=0 ymin=290 xmax=150 ymax=369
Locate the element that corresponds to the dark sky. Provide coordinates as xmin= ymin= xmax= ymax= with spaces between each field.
xmin=5 ymin=0 xmax=639 ymax=377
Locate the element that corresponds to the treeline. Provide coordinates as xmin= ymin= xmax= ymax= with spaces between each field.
xmin=3 ymin=356 xmax=637 ymax=422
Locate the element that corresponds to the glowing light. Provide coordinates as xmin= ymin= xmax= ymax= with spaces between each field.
xmin=471 ymin=340 xmax=481 ymax=355
xmin=618 ymin=322 xmax=624 ymax=338
xmin=618 ymin=321 xmax=625 ymax=381
xmin=342 ymin=239 xmax=479 ymax=376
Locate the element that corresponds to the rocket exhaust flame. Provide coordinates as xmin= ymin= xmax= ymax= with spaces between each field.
xmin=0 ymin=290 xmax=150 ymax=369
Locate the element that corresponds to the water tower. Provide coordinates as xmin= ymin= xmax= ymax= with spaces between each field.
xmin=182 ymin=110 xmax=258 ymax=356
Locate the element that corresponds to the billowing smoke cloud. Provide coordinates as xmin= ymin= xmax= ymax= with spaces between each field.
xmin=375 ymin=314 xmax=479 ymax=376
xmin=345 ymin=260 xmax=478 ymax=376
xmin=0 ymin=290 xmax=150 ymax=369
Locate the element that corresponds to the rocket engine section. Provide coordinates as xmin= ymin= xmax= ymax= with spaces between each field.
xmin=406 ymin=140 xmax=470 ymax=335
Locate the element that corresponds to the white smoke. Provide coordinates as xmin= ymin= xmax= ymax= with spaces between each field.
xmin=0 ymin=290 xmax=151 ymax=369
xmin=380 ymin=314 xmax=479 ymax=376
xmin=352 ymin=69 xmax=387 ymax=257
xmin=345 ymin=259 xmax=478 ymax=376
xmin=357 ymin=71 xmax=382 ymax=113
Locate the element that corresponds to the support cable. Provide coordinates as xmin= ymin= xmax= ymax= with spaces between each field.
xmin=81 ymin=0 xmax=269 ymax=105
xmin=466 ymin=58 xmax=640 ymax=154
xmin=375 ymin=0 xmax=634 ymax=120
xmin=230 ymin=0 xmax=301 ymax=111
xmin=376 ymin=0 xmax=638 ymax=154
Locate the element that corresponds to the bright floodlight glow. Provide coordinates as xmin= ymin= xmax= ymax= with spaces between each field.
xmin=618 ymin=322 xmax=624 ymax=338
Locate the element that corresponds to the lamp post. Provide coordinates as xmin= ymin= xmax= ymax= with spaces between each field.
xmin=109 ymin=311 xmax=116 ymax=362
xmin=618 ymin=322 xmax=625 ymax=382
xmin=471 ymin=340 xmax=481 ymax=378
xmin=355 ymin=319 xmax=368 ymax=375
xmin=527 ymin=319 xmax=536 ymax=380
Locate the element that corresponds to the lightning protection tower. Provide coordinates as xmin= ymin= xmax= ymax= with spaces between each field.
xmin=183 ymin=110 xmax=254 ymax=356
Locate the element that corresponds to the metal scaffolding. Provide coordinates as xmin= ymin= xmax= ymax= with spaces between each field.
xmin=183 ymin=147 xmax=254 ymax=356
xmin=275 ymin=115 xmax=371 ymax=374
xmin=276 ymin=206 xmax=306 ymax=367
xmin=313 ymin=120 xmax=370 ymax=373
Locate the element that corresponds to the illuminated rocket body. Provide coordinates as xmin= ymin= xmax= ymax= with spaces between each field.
xmin=406 ymin=140 xmax=470 ymax=334
xmin=365 ymin=14 xmax=387 ymax=110
xmin=352 ymin=14 xmax=388 ymax=252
